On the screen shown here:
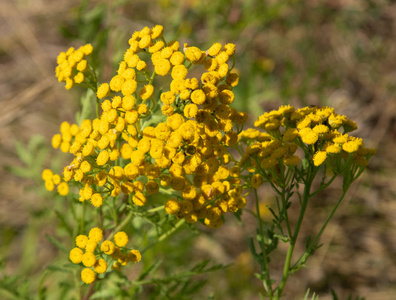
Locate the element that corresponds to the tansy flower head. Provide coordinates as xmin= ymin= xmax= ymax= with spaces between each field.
xmin=89 ymin=227 xmax=103 ymax=243
xmin=81 ymin=268 xmax=96 ymax=284
xmin=114 ymin=231 xmax=129 ymax=247
xmin=128 ymin=250 xmax=142 ymax=263
xmin=94 ymin=258 xmax=108 ymax=274
xmin=101 ymin=240 xmax=116 ymax=255
xmin=69 ymin=247 xmax=84 ymax=264
xmin=75 ymin=235 xmax=89 ymax=249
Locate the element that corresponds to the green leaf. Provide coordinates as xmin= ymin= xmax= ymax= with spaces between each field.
xmin=45 ymin=234 xmax=68 ymax=253
xmin=54 ymin=210 xmax=73 ymax=237
xmin=91 ymin=288 xmax=125 ymax=299
xmin=137 ymin=259 xmax=162 ymax=281
xmin=331 ymin=289 xmax=339 ymax=300
xmin=77 ymin=89 xmax=95 ymax=125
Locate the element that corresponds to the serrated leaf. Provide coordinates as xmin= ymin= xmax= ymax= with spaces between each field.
xmin=191 ymin=260 xmax=209 ymax=272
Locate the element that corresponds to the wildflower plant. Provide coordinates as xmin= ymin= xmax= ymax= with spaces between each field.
xmin=43 ymin=24 xmax=375 ymax=298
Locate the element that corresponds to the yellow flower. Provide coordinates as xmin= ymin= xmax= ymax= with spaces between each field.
xmin=139 ymin=85 xmax=154 ymax=100
xmin=82 ymin=252 xmax=97 ymax=267
xmin=132 ymin=191 xmax=146 ymax=206
xmin=45 ymin=180 xmax=55 ymax=191
xmin=149 ymin=40 xmax=165 ymax=53
xmin=73 ymin=72 xmax=84 ymax=84
xmin=159 ymin=104 xmax=172 ymax=116
xmin=81 ymin=268 xmax=96 ymax=284
xmin=114 ymin=231 xmax=129 ymax=247
xmin=145 ymin=181 xmax=159 ymax=195
xmin=313 ymin=124 xmax=329 ymax=134
xmin=94 ymin=258 xmax=108 ymax=274
xmin=226 ymin=72 xmax=239 ymax=87
xmin=138 ymin=35 xmax=151 ymax=49
xmin=51 ymin=134 xmax=62 ymax=149
xmin=184 ymin=104 xmax=198 ymax=118
xmin=161 ymin=46 xmax=173 ymax=59
xmin=136 ymin=60 xmax=147 ymax=71
xmin=283 ymin=128 xmax=298 ymax=142
xmin=217 ymin=63 xmax=229 ymax=77
xmin=75 ymin=235 xmax=89 ymax=249
xmin=154 ymin=58 xmax=171 ymax=76
xmin=216 ymin=51 xmax=229 ymax=64
xmin=224 ymin=43 xmax=236 ymax=56
xmin=42 ymin=169 xmax=53 ymax=181
xmin=69 ymin=247 xmax=84 ymax=264
xmin=96 ymin=83 xmax=110 ymax=99
xmin=165 ymin=199 xmax=180 ymax=215
xmin=85 ymin=239 xmax=98 ymax=252
xmin=185 ymin=46 xmax=202 ymax=62
xmin=313 ymin=151 xmax=327 ymax=166
xmin=91 ymin=193 xmax=103 ymax=207
xmin=283 ymin=155 xmax=300 ymax=166
xmin=138 ymin=104 xmax=149 ymax=115
xmin=57 ymin=182 xmax=69 ymax=196
xmin=151 ymin=24 xmax=163 ymax=39
xmin=190 ymin=89 xmax=206 ymax=105
xmin=182 ymin=185 xmax=198 ymax=200
xmin=171 ymin=64 xmax=188 ymax=80
xmin=170 ymin=51 xmax=185 ymax=65
xmin=218 ymin=89 xmax=234 ymax=104
xmin=52 ymin=174 xmax=61 ymax=185
xmin=100 ymin=240 xmax=115 ymax=255
xmin=299 ymin=128 xmax=318 ymax=145
xmin=128 ymin=250 xmax=142 ymax=263
xmin=160 ymin=91 xmax=175 ymax=105
xmin=76 ymin=59 xmax=87 ymax=72
xmin=97 ymin=150 xmax=110 ymax=166
xmin=110 ymin=75 xmax=125 ymax=92
xmin=89 ymin=227 xmax=103 ymax=243
xmin=121 ymin=79 xmax=138 ymax=96
xmin=82 ymin=44 xmax=93 ymax=55
xmin=207 ymin=43 xmax=222 ymax=56
xmin=204 ymin=57 xmax=218 ymax=71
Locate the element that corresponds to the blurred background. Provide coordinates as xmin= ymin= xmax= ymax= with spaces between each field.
xmin=1 ymin=0 xmax=395 ymax=299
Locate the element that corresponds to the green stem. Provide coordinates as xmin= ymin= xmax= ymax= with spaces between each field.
xmin=292 ymin=186 xmax=349 ymax=270
xmin=96 ymin=98 xmax=100 ymax=118
xmin=80 ymin=200 xmax=86 ymax=234
xmin=107 ymin=210 xmax=134 ymax=241
xmin=147 ymin=205 xmax=164 ymax=213
xmin=254 ymin=189 xmax=274 ymax=298
xmin=276 ymin=172 xmax=314 ymax=298
xmin=142 ymin=219 xmax=186 ymax=253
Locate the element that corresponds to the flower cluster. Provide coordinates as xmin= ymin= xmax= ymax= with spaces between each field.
xmin=69 ymin=227 xmax=141 ymax=284
xmin=42 ymin=168 xmax=69 ymax=195
xmin=239 ymin=105 xmax=376 ymax=188
xmin=55 ymin=44 xmax=93 ymax=90
xmin=47 ymin=24 xmax=249 ymax=228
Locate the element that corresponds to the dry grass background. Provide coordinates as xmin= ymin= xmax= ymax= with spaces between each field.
xmin=1 ymin=0 xmax=396 ymax=299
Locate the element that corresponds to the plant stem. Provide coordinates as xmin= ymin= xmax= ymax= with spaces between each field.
xmin=276 ymin=173 xmax=313 ymax=298
xmin=292 ymin=186 xmax=349 ymax=270
xmin=107 ymin=210 xmax=134 ymax=241
xmin=142 ymin=219 xmax=186 ymax=253
xmin=80 ymin=200 xmax=86 ymax=234
xmin=254 ymin=188 xmax=274 ymax=298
